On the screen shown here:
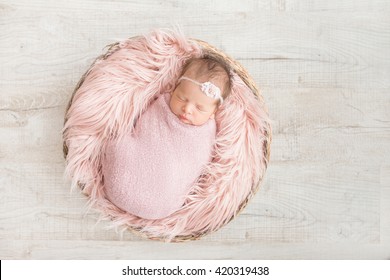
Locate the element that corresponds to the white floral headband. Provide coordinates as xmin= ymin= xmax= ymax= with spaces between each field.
xmin=178 ymin=76 xmax=223 ymax=104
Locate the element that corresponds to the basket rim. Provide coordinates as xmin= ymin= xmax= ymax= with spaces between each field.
xmin=63 ymin=36 xmax=272 ymax=242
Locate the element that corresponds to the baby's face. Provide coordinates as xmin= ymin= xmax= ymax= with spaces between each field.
xmin=169 ymin=78 xmax=219 ymax=126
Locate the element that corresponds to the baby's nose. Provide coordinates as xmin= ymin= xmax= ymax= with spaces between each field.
xmin=183 ymin=104 xmax=193 ymax=114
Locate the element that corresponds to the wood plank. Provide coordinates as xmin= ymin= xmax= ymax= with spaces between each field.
xmin=1 ymin=4 xmax=390 ymax=92
xmin=1 ymin=240 xmax=389 ymax=260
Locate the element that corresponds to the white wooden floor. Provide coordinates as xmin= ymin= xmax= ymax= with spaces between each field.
xmin=1 ymin=0 xmax=389 ymax=259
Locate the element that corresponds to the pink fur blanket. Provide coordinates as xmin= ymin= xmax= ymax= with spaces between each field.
xmin=102 ymin=93 xmax=216 ymax=220
xmin=63 ymin=29 xmax=271 ymax=241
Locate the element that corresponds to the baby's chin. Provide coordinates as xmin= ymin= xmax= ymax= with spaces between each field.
xmin=179 ymin=116 xmax=210 ymax=126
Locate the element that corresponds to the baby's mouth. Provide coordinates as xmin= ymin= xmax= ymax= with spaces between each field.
xmin=179 ymin=115 xmax=190 ymax=123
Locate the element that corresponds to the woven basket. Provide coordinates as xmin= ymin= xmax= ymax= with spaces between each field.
xmin=63 ymin=36 xmax=271 ymax=242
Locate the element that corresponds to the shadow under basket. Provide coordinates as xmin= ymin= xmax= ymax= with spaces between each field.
xmin=63 ymin=30 xmax=272 ymax=242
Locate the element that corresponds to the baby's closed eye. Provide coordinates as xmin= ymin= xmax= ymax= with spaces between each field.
xmin=176 ymin=95 xmax=186 ymax=102
xmin=196 ymin=106 xmax=208 ymax=112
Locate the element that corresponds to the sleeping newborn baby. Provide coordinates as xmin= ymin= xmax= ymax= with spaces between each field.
xmin=102 ymin=56 xmax=231 ymax=219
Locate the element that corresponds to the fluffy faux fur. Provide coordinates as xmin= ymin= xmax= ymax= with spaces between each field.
xmin=63 ymin=29 xmax=271 ymax=241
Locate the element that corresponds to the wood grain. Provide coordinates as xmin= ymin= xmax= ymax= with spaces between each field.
xmin=1 ymin=0 xmax=389 ymax=259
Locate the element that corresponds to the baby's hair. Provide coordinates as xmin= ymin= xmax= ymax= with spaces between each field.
xmin=180 ymin=55 xmax=232 ymax=100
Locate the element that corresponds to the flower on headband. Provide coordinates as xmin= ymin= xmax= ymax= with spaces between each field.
xmin=201 ymin=82 xmax=221 ymax=99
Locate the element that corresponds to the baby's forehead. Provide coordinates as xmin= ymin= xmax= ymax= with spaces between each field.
xmin=181 ymin=73 xmax=226 ymax=92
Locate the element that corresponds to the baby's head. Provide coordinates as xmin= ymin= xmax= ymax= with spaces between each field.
xmin=170 ymin=56 xmax=232 ymax=126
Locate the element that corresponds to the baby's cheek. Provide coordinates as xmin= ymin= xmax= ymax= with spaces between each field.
xmin=168 ymin=99 xmax=176 ymax=113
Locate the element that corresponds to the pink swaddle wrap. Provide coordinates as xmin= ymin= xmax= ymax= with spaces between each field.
xmin=102 ymin=93 xmax=216 ymax=220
